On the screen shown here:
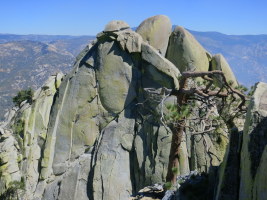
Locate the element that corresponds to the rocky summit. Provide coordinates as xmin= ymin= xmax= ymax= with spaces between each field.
xmin=0 ymin=15 xmax=267 ymax=200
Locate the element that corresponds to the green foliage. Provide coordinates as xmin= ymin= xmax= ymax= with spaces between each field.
xmin=12 ymin=119 xmax=25 ymax=150
xmin=0 ymin=179 xmax=25 ymax=200
xmin=234 ymin=85 xmax=248 ymax=93
xmin=166 ymin=103 xmax=192 ymax=123
xmin=172 ymin=167 xmax=179 ymax=175
xmin=164 ymin=182 xmax=173 ymax=190
xmin=210 ymin=85 xmax=216 ymax=90
xmin=228 ymin=80 xmax=234 ymax=86
xmin=248 ymin=85 xmax=256 ymax=96
xmin=180 ymin=105 xmax=191 ymax=118
xmin=13 ymin=119 xmax=25 ymax=138
xmin=202 ymin=80 xmax=207 ymax=85
xmin=212 ymin=115 xmax=221 ymax=121
xmin=178 ymin=75 xmax=183 ymax=81
xmin=12 ymin=88 xmax=33 ymax=107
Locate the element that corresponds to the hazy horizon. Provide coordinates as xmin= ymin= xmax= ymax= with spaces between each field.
xmin=1 ymin=28 xmax=267 ymax=37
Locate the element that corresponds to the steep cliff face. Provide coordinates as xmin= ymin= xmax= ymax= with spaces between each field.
xmin=239 ymin=83 xmax=267 ymax=200
xmin=215 ymin=82 xmax=267 ymax=200
xmin=0 ymin=15 xmax=246 ymax=200
xmin=0 ymin=73 xmax=63 ymax=199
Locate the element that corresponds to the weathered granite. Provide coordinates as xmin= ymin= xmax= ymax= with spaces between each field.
xmin=166 ymin=26 xmax=210 ymax=73
xmin=239 ymin=82 xmax=267 ymax=200
xmin=0 ymin=16 xmax=246 ymax=200
xmin=211 ymin=54 xmax=238 ymax=87
xmin=96 ymin=40 xmax=138 ymax=114
xmin=0 ymin=132 xmax=22 ymax=195
xmin=136 ymin=15 xmax=172 ymax=56
xmin=104 ymin=20 xmax=130 ymax=32
xmin=215 ymin=82 xmax=267 ymax=200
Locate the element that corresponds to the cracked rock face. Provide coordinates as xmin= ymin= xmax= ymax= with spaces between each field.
xmin=0 ymin=15 xmax=242 ymax=200
xmin=214 ymin=82 xmax=267 ymax=200
xmin=239 ymin=82 xmax=267 ymax=200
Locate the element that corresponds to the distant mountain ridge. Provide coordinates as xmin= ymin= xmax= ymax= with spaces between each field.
xmin=0 ymin=33 xmax=93 ymax=43
xmin=187 ymin=29 xmax=267 ymax=86
xmin=0 ymin=35 xmax=94 ymax=120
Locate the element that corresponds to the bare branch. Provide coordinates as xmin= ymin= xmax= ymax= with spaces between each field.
xmin=173 ymin=70 xmax=246 ymax=111
xmin=191 ymin=128 xmax=216 ymax=135
xmin=166 ymin=70 xmax=247 ymax=184
xmin=181 ymin=70 xmax=224 ymax=78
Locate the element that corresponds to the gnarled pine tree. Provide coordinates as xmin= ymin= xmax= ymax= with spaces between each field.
xmin=165 ymin=70 xmax=247 ymax=185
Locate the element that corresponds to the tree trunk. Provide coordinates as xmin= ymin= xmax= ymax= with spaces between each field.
xmin=166 ymin=86 xmax=186 ymax=185
xmin=165 ymin=71 xmax=246 ymax=186
xmin=166 ymin=124 xmax=184 ymax=185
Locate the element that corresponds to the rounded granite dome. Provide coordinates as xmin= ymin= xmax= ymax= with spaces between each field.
xmin=136 ymin=15 xmax=172 ymax=56
xmin=104 ymin=20 xmax=130 ymax=32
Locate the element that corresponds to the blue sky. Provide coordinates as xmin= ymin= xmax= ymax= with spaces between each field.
xmin=0 ymin=0 xmax=266 ymax=35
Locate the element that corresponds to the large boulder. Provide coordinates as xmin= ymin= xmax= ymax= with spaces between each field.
xmin=136 ymin=15 xmax=172 ymax=56
xmin=166 ymin=26 xmax=210 ymax=72
xmin=117 ymin=30 xmax=142 ymax=53
xmin=96 ymin=40 xmax=138 ymax=114
xmin=211 ymin=54 xmax=238 ymax=87
xmin=141 ymin=42 xmax=180 ymax=89
xmin=103 ymin=20 xmax=130 ymax=32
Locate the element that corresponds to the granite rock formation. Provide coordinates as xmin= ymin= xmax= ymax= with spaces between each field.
xmin=136 ymin=15 xmax=172 ymax=56
xmin=1 ymin=15 xmax=265 ymax=200
xmin=166 ymin=26 xmax=210 ymax=73
xmin=215 ymin=82 xmax=267 ymax=200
